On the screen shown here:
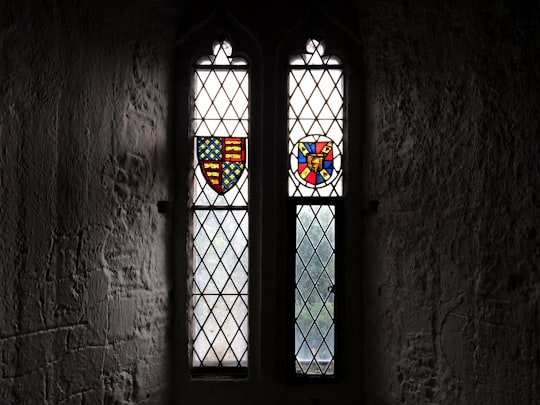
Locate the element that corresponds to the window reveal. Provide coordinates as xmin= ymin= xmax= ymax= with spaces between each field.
xmin=191 ymin=40 xmax=249 ymax=368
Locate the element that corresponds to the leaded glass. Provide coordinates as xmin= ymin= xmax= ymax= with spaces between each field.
xmin=193 ymin=40 xmax=249 ymax=206
xmin=192 ymin=210 xmax=248 ymax=367
xmin=191 ymin=39 xmax=249 ymax=369
xmin=295 ymin=205 xmax=335 ymax=375
xmin=288 ymin=39 xmax=344 ymax=197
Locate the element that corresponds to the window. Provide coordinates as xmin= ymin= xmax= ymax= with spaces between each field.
xmin=287 ymin=39 xmax=344 ymax=376
xmin=190 ymin=40 xmax=250 ymax=370
xmin=185 ymin=36 xmax=346 ymax=377
xmin=172 ymin=4 xmax=361 ymax=397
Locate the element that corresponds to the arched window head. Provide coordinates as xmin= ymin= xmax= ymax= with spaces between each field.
xmin=289 ymin=39 xmax=342 ymax=66
xmin=195 ymin=40 xmax=248 ymax=66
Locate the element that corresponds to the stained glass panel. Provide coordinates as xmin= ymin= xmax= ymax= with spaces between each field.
xmin=288 ymin=39 xmax=344 ymax=197
xmin=193 ymin=40 xmax=249 ymax=206
xmin=191 ymin=39 xmax=249 ymax=369
xmin=294 ymin=205 xmax=335 ymax=375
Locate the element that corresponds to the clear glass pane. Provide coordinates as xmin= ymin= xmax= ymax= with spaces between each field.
xmin=192 ymin=210 xmax=249 ymax=367
xmin=288 ymin=40 xmax=344 ymax=197
xmin=295 ymin=205 xmax=335 ymax=375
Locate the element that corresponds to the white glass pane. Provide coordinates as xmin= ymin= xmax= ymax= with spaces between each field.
xmin=192 ymin=210 xmax=249 ymax=367
xmin=294 ymin=205 xmax=335 ymax=375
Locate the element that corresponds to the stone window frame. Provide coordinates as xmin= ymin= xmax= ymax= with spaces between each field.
xmin=170 ymin=3 xmax=363 ymax=389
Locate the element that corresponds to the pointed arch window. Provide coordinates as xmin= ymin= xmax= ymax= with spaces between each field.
xmin=174 ymin=5 xmax=362 ymax=390
xmin=288 ymin=39 xmax=345 ymax=377
xmin=186 ymin=37 xmax=346 ymax=377
xmin=190 ymin=39 xmax=249 ymax=370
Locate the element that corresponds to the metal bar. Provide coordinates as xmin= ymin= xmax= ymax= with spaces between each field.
xmin=194 ymin=118 xmax=249 ymax=120
xmin=193 ymin=205 xmax=248 ymax=210
xmin=193 ymin=293 xmax=249 ymax=296
xmin=287 ymin=196 xmax=342 ymax=205
xmin=194 ymin=65 xmax=249 ymax=70
xmin=288 ymin=65 xmax=343 ymax=70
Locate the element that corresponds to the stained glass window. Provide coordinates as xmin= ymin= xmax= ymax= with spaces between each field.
xmin=288 ymin=39 xmax=344 ymax=197
xmin=289 ymin=39 xmax=344 ymax=377
xmin=191 ymin=40 xmax=249 ymax=369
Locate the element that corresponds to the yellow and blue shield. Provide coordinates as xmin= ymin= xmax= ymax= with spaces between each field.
xmin=197 ymin=137 xmax=246 ymax=194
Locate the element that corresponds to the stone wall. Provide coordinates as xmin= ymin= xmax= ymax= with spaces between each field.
xmin=360 ymin=1 xmax=540 ymax=403
xmin=0 ymin=1 xmax=173 ymax=403
xmin=0 ymin=0 xmax=538 ymax=404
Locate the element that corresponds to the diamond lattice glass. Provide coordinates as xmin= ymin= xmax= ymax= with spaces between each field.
xmin=191 ymin=40 xmax=249 ymax=369
xmin=288 ymin=39 xmax=344 ymax=197
xmin=192 ymin=210 xmax=248 ymax=367
xmin=294 ymin=205 xmax=335 ymax=375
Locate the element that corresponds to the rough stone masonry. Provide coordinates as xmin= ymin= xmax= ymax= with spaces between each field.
xmin=0 ymin=0 xmax=538 ymax=404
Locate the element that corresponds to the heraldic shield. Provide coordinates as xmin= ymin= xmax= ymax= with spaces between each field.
xmin=297 ymin=137 xmax=333 ymax=187
xmin=197 ymin=137 xmax=246 ymax=194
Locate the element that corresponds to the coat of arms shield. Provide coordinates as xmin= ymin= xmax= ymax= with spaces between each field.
xmin=197 ymin=137 xmax=246 ymax=194
xmin=297 ymin=137 xmax=333 ymax=186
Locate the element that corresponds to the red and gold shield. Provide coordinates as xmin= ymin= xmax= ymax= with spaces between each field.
xmin=197 ymin=137 xmax=246 ymax=194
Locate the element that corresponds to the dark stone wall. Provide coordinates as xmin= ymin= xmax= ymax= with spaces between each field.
xmin=0 ymin=0 xmax=538 ymax=403
xmin=359 ymin=1 xmax=540 ymax=403
xmin=0 ymin=1 xmax=173 ymax=403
